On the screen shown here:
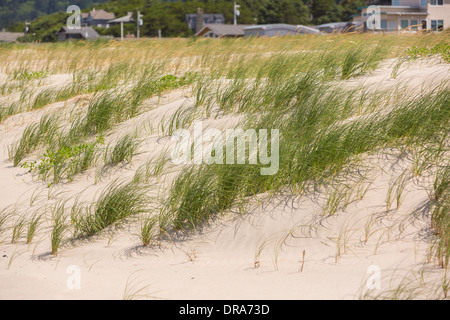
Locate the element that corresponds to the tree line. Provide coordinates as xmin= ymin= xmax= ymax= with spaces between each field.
xmin=4 ymin=0 xmax=366 ymax=42
xmin=0 ymin=0 xmax=108 ymax=29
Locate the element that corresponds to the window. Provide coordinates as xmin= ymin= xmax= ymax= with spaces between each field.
xmin=431 ymin=20 xmax=437 ymax=30
xmin=389 ymin=20 xmax=396 ymax=31
xmin=421 ymin=0 xmax=427 ymax=5
xmin=410 ymin=19 xmax=418 ymax=30
xmin=393 ymin=0 xmax=400 ymax=5
xmin=430 ymin=20 xmax=444 ymax=31
xmin=438 ymin=0 xmax=443 ymax=4
xmin=430 ymin=0 xmax=436 ymax=4
xmin=400 ymin=19 xmax=409 ymax=29
xmin=381 ymin=20 xmax=387 ymax=29
xmin=430 ymin=0 xmax=444 ymax=5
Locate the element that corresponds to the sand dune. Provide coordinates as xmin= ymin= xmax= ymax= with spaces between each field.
xmin=0 ymin=51 xmax=448 ymax=300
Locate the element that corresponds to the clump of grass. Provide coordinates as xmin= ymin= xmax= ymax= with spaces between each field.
xmin=335 ymin=218 xmax=357 ymax=263
xmin=133 ymin=150 xmax=172 ymax=184
xmin=430 ymin=166 xmax=450 ymax=268
xmin=81 ymin=93 xmax=135 ymax=135
xmin=11 ymin=215 xmax=26 ymax=244
xmin=323 ymin=185 xmax=348 ymax=216
xmin=105 ymin=134 xmax=141 ymax=167
xmin=0 ymin=208 xmax=12 ymax=240
xmin=139 ymin=216 xmax=158 ymax=247
xmin=162 ymin=165 xmax=218 ymax=230
xmin=31 ymin=89 xmax=56 ymax=110
xmin=26 ymin=211 xmax=42 ymax=244
xmin=341 ymin=47 xmax=367 ymax=80
xmin=122 ymin=272 xmax=152 ymax=300
xmin=254 ymin=238 xmax=270 ymax=269
xmin=391 ymin=58 xmax=407 ymax=79
xmin=51 ymin=202 xmax=68 ymax=256
xmin=74 ymin=181 xmax=150 ymax=238
xmin=10 ymin=114 xmax=59 ymax=166
xmin=0 ymin=102 xmax=22 ymax=123
xmin=65 ymin=140 xmax=101 ymax=182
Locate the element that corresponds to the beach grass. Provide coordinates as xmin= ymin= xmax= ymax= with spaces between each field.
xmin=0 ymin=32 xmax=449 ymax=296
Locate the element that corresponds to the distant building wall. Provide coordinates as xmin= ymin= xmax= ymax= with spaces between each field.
xmin=186 ymin=13 xmax=225 ymax=32
xmin=245 ymin=27 xmax=296 ymax=37
xmin=244 ymin=24 xmax=319 ymax=37
xmin=353 ymin=0 xmax=449 ymax=31
xmin=427 ymin=0 xmax=450 ymax=30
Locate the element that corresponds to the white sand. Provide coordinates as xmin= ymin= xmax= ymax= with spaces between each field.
xmin=0 ymin=58 xmax=448 ymax=300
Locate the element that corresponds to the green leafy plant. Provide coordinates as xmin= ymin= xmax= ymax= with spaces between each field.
xmin=14 ymin=70 xmax=48 ymax=81
xmin=407 ymin=42 xmax=450 ymax=63
xmin=21 ymin=136 xmax=104 ymax=183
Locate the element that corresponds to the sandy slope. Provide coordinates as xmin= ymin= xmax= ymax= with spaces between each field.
xmin=0 ymin=58 xmax=448 ymax=300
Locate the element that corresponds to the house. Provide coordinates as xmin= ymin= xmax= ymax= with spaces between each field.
xmin=81 ymin=9 xmax=115 ymax=28
xmin=195 ymin=24 xmax=252 ymax=38
xmin=243 ymin=24 xmax=321 ymax=37
xmin=186 ymin=9 xmax=225 ymax=33
xmin=352 ymin=0 xmax=449 ymax=31
xmin=57 ymin=27 xmax=99 ymax=41
xmin=0 ymin=30 xmax=24 ymax=42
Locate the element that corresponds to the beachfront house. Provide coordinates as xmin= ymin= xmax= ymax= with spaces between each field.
xmin=352 ymin=0 xmax=450 ymax=31
xmin=57 ymin=26 xmax=99 ymax=41
xmin=186 ymin=9 xmax=225 ymax=33
xmin=81 ymin=9 xmax=116 ymax=28
xmin=196 ymin=24 xmax=251 ymax=38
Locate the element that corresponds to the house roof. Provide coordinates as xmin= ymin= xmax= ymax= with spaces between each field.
xmin=58 ymin=27 xmax=99 ymax=39
xmin=315 ymin=22 xmax=350 ymax=29
xmin=89 ymin=9 xmax=115 ymax=20
xmin=196 ymin=24 xmax=252 ymax=37
xmin=244 ymin=24 xmax=292 ymax=30
xmin=109 ymin=12 xmax=134 ymax=23
xmin=295 ymin=25 xmax=322 ymax=34
xmin=244 ymin=24 xmax=321 ymax=34
xmin=0 ymin=31 xmax=24 ymax=42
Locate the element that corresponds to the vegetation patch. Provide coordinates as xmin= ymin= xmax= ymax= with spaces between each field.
xmin=407 ymin=42 xmax=450 ymax=63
